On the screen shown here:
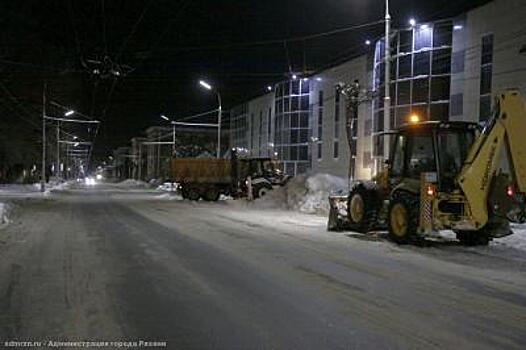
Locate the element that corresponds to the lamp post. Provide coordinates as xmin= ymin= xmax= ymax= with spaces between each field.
xmin=161 ymin=114 xmax=176 ymax=155
xmin=199 ymin=80 xmax=222 ymax=158
xmin=41 ymin=84 xmax=47 ymax=192
xmin=56 ymin=121 xmax=60 ymax=179
xmin=384 ymin=0 xmax=391 ymax=158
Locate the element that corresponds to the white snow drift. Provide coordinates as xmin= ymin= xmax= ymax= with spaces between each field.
xmin=0 ymin=202 xmax=11 ymax=225
xmin=254 ymin=173 xmax=348 ymax=215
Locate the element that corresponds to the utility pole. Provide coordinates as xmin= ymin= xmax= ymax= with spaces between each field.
xmin=172 ymin=124 xmax=176 ymax=155
xmin=66 ymin=143 xmax=69 ymax=180
xmin=157 ymin=132 xmax=161 ymax=178
xmin=198 ymin=80 xmax=222 ymax=158
xmin=56 ymin=121 xmax=60 ymax=179
xmin=138 ymin=143 xmax=142 ymax=181
xmin=383 ymin=0 xmax=391 ymax=160
xmin=41 ymin=84 xmax=47 ymax=192
xmin=217 ymin=92 xmax=222 ymax=158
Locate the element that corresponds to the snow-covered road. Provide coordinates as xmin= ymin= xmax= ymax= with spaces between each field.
xmin=0 ymin=185 xmax=525 ymax=349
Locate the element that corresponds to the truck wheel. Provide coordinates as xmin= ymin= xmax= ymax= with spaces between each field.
xmin=186 ymin=187 xmax=201 ymax=201
xmin=203 ymin=187 xmax=220 ymax=201
xmin=388 ymin=192 xmax=419 ymax=244
xmin=347 ymin=186 xmax=379 ymax=233
xmin=455 ymin=231 xmax=490 ymax=246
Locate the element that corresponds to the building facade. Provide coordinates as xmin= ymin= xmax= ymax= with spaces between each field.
xmin=229 ymin=0 xmax=526 ymax=180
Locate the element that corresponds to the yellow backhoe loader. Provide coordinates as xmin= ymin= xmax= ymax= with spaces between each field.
xmin=328 ymin=89 xmax=526 ymax=246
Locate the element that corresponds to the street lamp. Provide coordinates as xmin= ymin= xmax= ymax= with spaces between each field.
xmin=198 ymin=79 xmax=222 ymax=158
xmin=160 ymin=115 xmax=176 ymax=155
xmin=64 ymin=110 xmax=74 ymax=117
xmin=383 ymin=0 xmax=391 ymax=160
xmin=199 ymin=80 xmax=212 ymax=90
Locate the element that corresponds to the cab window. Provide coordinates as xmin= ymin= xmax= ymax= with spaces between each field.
xmin=406 ymin=134 xmax=436 ymax=179
xmin=390 ymin=135 xmax=406 ymax=177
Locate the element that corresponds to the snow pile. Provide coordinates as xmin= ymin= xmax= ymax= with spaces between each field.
xmin=0 ymin=184 xmax=42 ymax=194
xmin=0 ymin=202 xmax=11 ymax=225
xmin=495 ymin=224 xmax=526 ymax=251
xmin=154 ymin=193 xmax=183 ymax=201
xmin=114 ymin=179 xmax=151 ymax=189
xmin=255 ymin=173 xmax=348 ymax=215
xmin=47 ymin=180 xmax=74 ymax=192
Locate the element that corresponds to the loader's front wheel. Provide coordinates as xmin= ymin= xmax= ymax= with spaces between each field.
xmin=388 ymin=192 xmax=419 ymax=244
xmin=346 ymin=186 xmax=379 ymax=233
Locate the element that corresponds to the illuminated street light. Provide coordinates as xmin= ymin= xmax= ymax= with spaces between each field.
xmin=409 ymin=114 xmax=420 ymax=123
xmin=365 ymin=40 xmax=371 ymax=45
xmin=198 ymin=79 xmax=222 ymax=158
xmin=199 ymin=80 xmax=212 ymax=90
xmin=159 ymin=115 xmax=176 ymax=155
xmin=292 ymin=74 xmax=297 ymax=80
xmin=64 ymin=110 xmax=74 ymax=117
xmin=267 ymin=86 xmax=272 ymax=91
xmin=409 ymin=18 xmax=416 ymax=27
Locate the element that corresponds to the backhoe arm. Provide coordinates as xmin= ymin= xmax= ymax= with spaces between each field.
xmin=457 ymin=90 xmax=526 ymax=228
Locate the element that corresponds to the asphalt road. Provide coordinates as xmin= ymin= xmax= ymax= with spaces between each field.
xmin=0 ymin=185 xmax=526 ymax=349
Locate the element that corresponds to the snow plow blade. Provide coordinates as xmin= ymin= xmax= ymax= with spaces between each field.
xmin=327 ymin=195 xmax=349 ymax=231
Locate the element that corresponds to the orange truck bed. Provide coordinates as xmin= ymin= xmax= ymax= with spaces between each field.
xmin=171 ymin=158 xmax=232 ymax=184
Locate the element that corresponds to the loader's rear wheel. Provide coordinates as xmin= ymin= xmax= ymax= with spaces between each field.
xmin=346 ymin=186 xmax=379 ymax=233
xmin=203 ymin=187 xmax=220 ymax=201
xmin=388 ymin=192 xmax=419 ymax=244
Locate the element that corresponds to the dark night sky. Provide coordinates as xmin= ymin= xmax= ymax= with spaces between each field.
xmin=0 ymin=0 xmax=489 ymax=159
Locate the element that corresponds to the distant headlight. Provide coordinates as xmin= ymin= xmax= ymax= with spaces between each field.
xmin=96 ymin=174 xmax=103 ymax=180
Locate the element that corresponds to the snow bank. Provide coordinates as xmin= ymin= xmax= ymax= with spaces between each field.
xmin=0 ymin=182 xmax=64 ymax=196
xmin=47 ymin=180 xmax=74 ymax=192
xmin=0 ymin=202 xmax=11 ymax=226
xmin=0 ymin=184 xmax=41 ymax=194
xmin=254 ymin=173 xmax=348 ymax=215
xmin=154 ymin=193 xmax=183 ymax=201
xmin=495 ymin=224 xmax=526 ymax=251
xmin=114 ymin=179 xmax=151 ymax=189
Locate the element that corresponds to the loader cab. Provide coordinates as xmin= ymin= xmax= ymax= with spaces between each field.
xmin=388 ymin=122 xmax=478 ymax=191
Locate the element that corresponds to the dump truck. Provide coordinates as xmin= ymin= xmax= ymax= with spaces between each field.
xmin=171 ymin=153 xmax=289 ymax=201
xmin=328 ymin=89 xmax=526 ymax=246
